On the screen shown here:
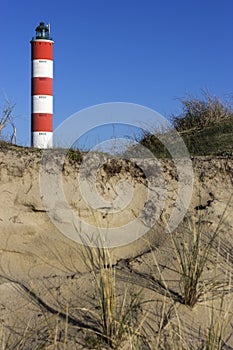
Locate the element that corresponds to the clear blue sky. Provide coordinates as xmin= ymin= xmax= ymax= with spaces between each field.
xmin=1 ymin=0 xmax=233 ymax=146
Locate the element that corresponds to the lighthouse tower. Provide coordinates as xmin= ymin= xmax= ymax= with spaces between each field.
xmin=31 ymin=22 xmax=53 ymax=148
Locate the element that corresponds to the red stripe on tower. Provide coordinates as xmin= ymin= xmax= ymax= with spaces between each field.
xmin=31 ymin=22 xmax=54 ymax=148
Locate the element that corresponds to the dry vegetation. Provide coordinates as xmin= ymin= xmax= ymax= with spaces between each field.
xmin=140 ymin=91 xmax=233 ymax=157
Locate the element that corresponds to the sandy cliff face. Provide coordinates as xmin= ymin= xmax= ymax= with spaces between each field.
xmin=0 ymin=145 xmax=232 ymax=275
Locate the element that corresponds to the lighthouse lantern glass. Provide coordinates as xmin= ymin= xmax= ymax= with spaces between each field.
xmin=36 ymin=22 xmax=50 ymax=40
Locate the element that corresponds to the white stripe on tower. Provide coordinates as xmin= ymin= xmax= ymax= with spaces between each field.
xmin=32 ymin=60 xmax=53 ymax=78
xmin=32 ymin=95 xmax=53 ymax=114
xmin=31 ymin=22 xmax=54 ymax=148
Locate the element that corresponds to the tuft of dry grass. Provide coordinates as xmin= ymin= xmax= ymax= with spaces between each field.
xmin=171 ymin=214 xmax=224 ymax=307
xmin=80 ymin=238 xmax=144 ymax=348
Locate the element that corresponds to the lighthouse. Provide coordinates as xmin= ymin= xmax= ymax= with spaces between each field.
xmin=31 ymin=22 xmax=53 ymax=148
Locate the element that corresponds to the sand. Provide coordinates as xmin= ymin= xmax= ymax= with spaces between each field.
xmin=0 ymin=144 xmax=232 ymax=349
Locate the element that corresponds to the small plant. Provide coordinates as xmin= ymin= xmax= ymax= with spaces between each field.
xmin=67 ymin=148 xmax=83 ymax=163
xmin=0 ymin=94 xmax=17 ymax=144
xmin=171 ymin=214 xmax=224 ymax=308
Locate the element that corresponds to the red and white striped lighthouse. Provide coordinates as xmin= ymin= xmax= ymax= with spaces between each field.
xmin=31 ymin=22 xmax=53 ymax=148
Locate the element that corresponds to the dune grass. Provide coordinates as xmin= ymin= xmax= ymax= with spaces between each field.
xmin=79 ymin=239 xmax=144 ymax=348
xmin=171 ymin=211 xmax=226 ymax=308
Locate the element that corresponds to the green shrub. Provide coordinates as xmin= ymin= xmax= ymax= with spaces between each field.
xmin=139 ymin=90 xmax=233 ymax=157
